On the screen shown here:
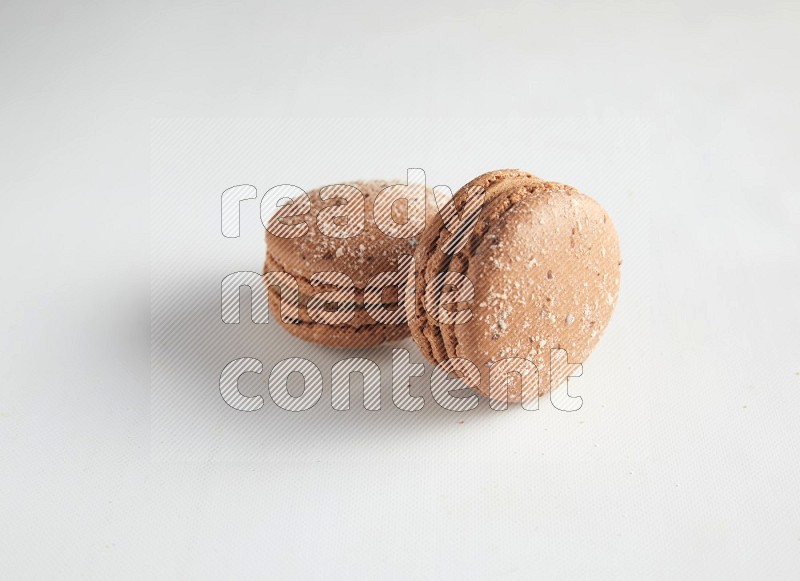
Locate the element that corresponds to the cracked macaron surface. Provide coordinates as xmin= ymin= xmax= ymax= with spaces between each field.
xmin=409 ymin=169 xmax=621 ymax=401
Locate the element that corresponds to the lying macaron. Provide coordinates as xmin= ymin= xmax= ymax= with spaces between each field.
xmin=265 ymin=179 xmax=440 ymax=348
xmin=408 ymin=169 xmax=621 ymax=402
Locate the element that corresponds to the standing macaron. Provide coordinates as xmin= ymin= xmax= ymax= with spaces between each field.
xmin=265 ymin=179 xmax=441 ymax=348
xmin=408 ymin=169 xmax=621 ymax=402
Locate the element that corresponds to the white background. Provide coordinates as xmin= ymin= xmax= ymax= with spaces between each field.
xmin=1 ymin=1 xmax=799 ymax=579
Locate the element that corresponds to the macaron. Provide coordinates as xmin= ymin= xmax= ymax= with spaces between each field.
xmin=408 ymin=169 xmax=621 ymax=402
xmin=265 ymin=179 xmax=440 ymax=348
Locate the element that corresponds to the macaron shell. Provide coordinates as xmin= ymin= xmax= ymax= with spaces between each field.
xmin=266 ymin=180 xmax=439 ymax=289
xmin=410 ymin=171 xmax=620 ymax=402
xmin=454 ymin=182 xmax=620 ymax=399
xmin=448 ymin=169 xmax=542 ymax=212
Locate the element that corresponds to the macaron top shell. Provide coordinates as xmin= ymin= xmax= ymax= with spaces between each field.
xmin=266 ymin=180 xmax=440 ymax=289
xmin=410 ymin=170 xmax=620 ymax=400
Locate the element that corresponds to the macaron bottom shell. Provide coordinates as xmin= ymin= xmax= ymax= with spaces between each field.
xmin=267 ymin=287 xmax=409 ymax=349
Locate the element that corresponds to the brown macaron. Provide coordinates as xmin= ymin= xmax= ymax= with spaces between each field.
xmin=408 ymin=169 xmax=621 ymax=402
xmin=265 ymin=179 xmax=441 ymax=348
